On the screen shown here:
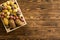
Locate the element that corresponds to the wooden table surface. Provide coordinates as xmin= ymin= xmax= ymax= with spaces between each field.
xmin=0 ymin=0 xmax=60 ymax=40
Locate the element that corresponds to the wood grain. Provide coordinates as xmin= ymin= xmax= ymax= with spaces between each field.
xmin=0 ymin=0 xmax=60 ymax=40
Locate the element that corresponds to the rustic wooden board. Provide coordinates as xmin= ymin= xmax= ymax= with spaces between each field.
xmin=0 ymin=0 xmax=60 ymax=40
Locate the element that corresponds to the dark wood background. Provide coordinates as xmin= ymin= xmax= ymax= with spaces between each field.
xmin=0 ymin=0 xmax=60 ymax=40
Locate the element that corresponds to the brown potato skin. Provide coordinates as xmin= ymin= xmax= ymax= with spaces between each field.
xmin=9 ymin=19 xmax=16 ymax=28
xmin=15 ymin=19 xmax=23 ymax=26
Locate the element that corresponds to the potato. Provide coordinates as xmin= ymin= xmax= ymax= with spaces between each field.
xmin=10 ymin=1 xmax=14 ymax=5
xmin=3 ymin=10 xmax=8 ymax=13
xmin=13 ymin=4 xmax=17 ymax=9
xmin=9 ymin=19 xmax=16 ymax=28
xmin=7 ymin=1 xmax=10 ymax=5
xmin=7 ymin=6 xmax=11 ymax=10
xmin=3 ymin=18 xmax=8 ymax=25
xmin=15 ymin=19 xmax=24 ymax=26
xmin=13 ymin=9 xmax=18 ymax=13
xmin=7 ymin=12 xmax=10 ymax=15
xmin=9 ymin=9 xmax=12 ymax=12
xmin=2 ymin=3 xmax=7 ymax=6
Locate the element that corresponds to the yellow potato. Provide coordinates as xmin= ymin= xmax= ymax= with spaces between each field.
xmin=3 ymin=3 xmax=7 ymax=6
xmin=7 ymin=12 xmax=10 ymax=15
xmin=3 ymin=10 xmax=8 ymax=13
xmin=9 ymin=9 xmax=12 ymax=12
xmin=13 ymin=9 xmax=18 ymax=13
xmin=10 ymin=1 xmax=14 ymax=5
xmin=6 ymin=16 xmax=10 ymax=18
xmin=4 ymin=12 xmax=10 ymax=18
xmin=4 ymin=14 xmax=7 ymax=17
xmin=7 ymin=6 xmax=11 ymax=10
xmin=3 ymin=18 xmax=8 ymax=25
xmin=13 ymin=4 xmax=18 ymax=9
xmin=13 ymin=13 xmax=16 ymax=16
xmin=7 ymin=1 xmax=10 ymax=5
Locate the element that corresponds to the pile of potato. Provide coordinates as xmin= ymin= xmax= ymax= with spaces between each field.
xmin=0 ymin=1 xmax=25 ymax=30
